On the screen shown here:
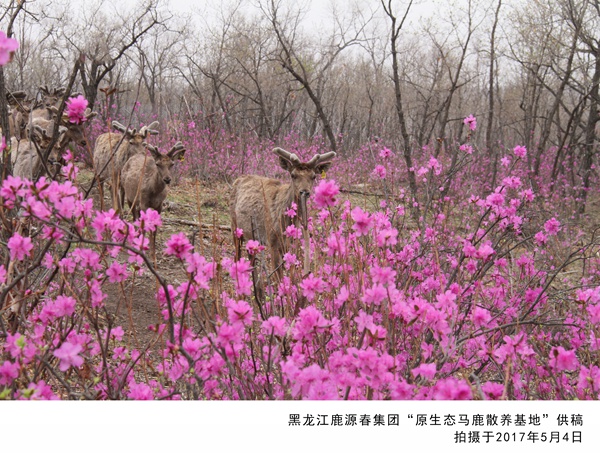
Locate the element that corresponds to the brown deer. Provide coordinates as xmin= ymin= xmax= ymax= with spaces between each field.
xmin=120 ymin=141 xmax=186 ymax=257
xmin=230 ymin=147 xmax=336 ymax=274
xmin=10 ymin=125 xmax=66 ymax=180
xmin=93 ymin=120 xmax=159 ymax=211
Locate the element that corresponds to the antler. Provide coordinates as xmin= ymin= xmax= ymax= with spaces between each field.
xmin=306 ymin=151 xmax=337 ymax=167
xmin=273 ymin=147 xmax=301 ymax=164
xmin=140 ymin=120 xmax=160 ymax=138
xmin=143 ymin=142 xmax=159 ymax=153
xmin=112 ymin=121 xmax=130 ymax=134
xmin=317 ymin=151 xmax=337 ymax=162
xmin=167 ymin=141 xmax=185 ymax=157
xmin=84 ymin=108 xmax=97 ymax=120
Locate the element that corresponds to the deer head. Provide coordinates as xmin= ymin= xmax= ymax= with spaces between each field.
xmin=144 ymin=141 xmax=186 ymax=186
xmin=273 ymin=147 xmax=336 ymax=228
xmin=112 ymin=120 xmax=159 ymax=145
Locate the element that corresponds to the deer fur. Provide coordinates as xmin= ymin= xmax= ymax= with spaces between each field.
xmin=93 ymin=120 xmax=159 ymax=211
xmin=230 ymin=147 xmax=336 ymax=274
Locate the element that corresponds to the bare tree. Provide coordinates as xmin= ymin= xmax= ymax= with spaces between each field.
xmin=382 ymin=0 xmax=418 ymax=205
xmin=53 ymin=0 xmax=163 ymax=111
xmin=0 ymin=0 xmax=26 ymax=179
xmin=261 ymin=0 xmax=369 ymax=152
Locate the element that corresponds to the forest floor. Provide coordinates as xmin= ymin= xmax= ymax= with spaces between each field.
xmin=77 ymin=168 xmax=234 ymax=352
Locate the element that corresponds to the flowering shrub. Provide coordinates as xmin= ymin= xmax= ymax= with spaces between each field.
xmin=0 ymin=31 xmax=18 ymax=66
xmin=65 ymin=95 xmax=89 ymax=125
xmin=1 ymin=108 xmax=599 ymax=400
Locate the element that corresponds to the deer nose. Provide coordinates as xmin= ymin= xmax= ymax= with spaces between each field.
xmin=300 ymin=189 xmax=310 ymax=198
xmin=164 ymin=176 xmax=171 ymax=185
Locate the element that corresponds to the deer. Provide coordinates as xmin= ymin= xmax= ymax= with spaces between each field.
xmin=31 ymin=107 xmax=96 ymax=148
xmin=120 ymin=141 xmax=186 ymax=256
xmin=93 ymin=120 xmax=159 ymax=212
xmin=230 ymin=147 xmax=336 ymax=277
xmin=10 ymin=124 xmax=67 ymax=180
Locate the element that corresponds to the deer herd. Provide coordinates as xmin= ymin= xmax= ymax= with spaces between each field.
xmin=2 ymin=87 xmax=336 ymax=274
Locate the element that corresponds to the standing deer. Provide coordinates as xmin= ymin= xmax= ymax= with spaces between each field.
xmin=93 ymin=120 xmax=159 ymax=211
xmin=120 ymin=141 xmax=186 ymax=257
xmin=10 ymin=125 xmax=67 ymax=180
xmin=230 ymin=147 xmax=336 ymax=274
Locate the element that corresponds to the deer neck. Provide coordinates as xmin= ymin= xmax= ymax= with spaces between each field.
xmin=272 ymin=183 xmax=294 ymax=228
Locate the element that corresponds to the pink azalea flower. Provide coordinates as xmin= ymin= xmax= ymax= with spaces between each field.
xmin=7 ymin=233 xmax=33 ymax=261
xmin=23 ymin=380 xmax=58 ymax=400
xmin=127 ymin=382 xmax=154 ymax=400
xmin=314 ymin=179 xmax=339 ymax=209
xmin=432 ymin=378 xmax=472 ymax=400
xmin=106 ymin=261 xmax=129 ymax=283
xmin=164 ymin=232 xmax=193 ymax=259
xmin=464 ymin=114 xmax=477 ymax=131
xmin=261 ymin=316 xmax=287 ymax=336
xmin=354 ymin=310 xmax=375 ymax=332
xmin=481 ymin=382 xmax=504 ymax=400
xmin=226 ymin=299 xmax=253 ymax=326
xmin=53 ymin=341 xmax=84 ymax=371
xmin=460 ymin=143 xmax=473 ymax=154
xmin=476 ymin=242 xmax=495 ymax=261
xmin=52 ymin=295 xmax=77 ymax=317
xmin=472 ymin=307 xmax=491 ymax=327
xmin=139 ymin=208 xmax=162 ymax=232
xmin=0 ymin=264 xmax=6 ymax=284
xmin=362 ymin=284 xmax=387 ymax=306
xmin=411 ymin=363 xmax=436 ymax=380
xmin=300 ymin=274 xmax=326 ymax=301
xmin=544 ymin=217 xmax=561 ymax=235
xmin=534 ymin=231 xmax=547 ymax=245
xmin=549 ymin=346 xmax=578 ymax=371
xmin=65 ymin=95 xmax=88 ymax=124
xmin=351 ymin=206 xmax=373 ymax=236
xmin=285 ymin=224 xmax=302 ymax=239
xmin=372 ymin=165 xmax=386 ymax=179
xmin=245 ymin=240 xmax=265 ymax=255
xmin=0 ymin=360 xmax=19 ymax=385
xmin=379 ymin=147 xmax=393 ymax=158
xmin=513 ymin=145 xmax=527 ymax=158
xmin=0 ymin=31 xmax=19 ymax=66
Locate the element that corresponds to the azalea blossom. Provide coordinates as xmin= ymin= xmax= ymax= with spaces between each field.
xmin=513 ymin=145 xmax=527 ymax=158
xmin=53 ymin=342 xmax=84 ymax=372
xmin=7 ymin=233 xmax=34 ymax=261
xmin=313 ymin=179 xmax=339 ymax=209
xmin=65 ymin=95 xmax=88 ymax=124
xmin=0 ymin=31 xmax=19 ymax=66
xmin=463 ymin=114 xmax=477 ymax=131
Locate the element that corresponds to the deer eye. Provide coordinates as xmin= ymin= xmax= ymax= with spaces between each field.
xmin=312 ymin=174 xmax=317 ymax=180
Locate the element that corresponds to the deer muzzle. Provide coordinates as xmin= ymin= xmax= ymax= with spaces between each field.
xmin=299 ymin=190 xmax=310 ymax=229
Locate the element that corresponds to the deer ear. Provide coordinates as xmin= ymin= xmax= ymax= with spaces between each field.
xmin=278 ymin=156 xmax=293 ymax=172
xmin=315 ymin=161 xmax=333 ymax=175
xmin=172 ymin=149 xmax=186 ymax=161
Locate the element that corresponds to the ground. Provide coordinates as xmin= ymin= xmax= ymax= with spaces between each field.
xmin=77 ymin=167 xmax=234 ymax=352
